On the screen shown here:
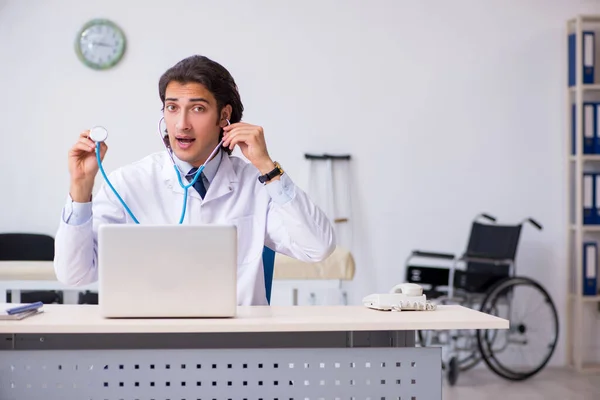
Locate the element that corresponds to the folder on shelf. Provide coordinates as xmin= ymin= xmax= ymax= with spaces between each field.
xmin=571 ymin=103 xmax=598 ymax=154
xmin=572 ymin=103 xmax=576 ymax=154
xmin=583 ymin=172 xmax=595 ymax=224
xmin=570 ymin=33 xmax=575 ymax=86
xmin=584 ymin=31 xmax=595 ymax=84
xmin=596 ymin=173 xmax=600 ymax=224
xmin=585 ymin=103 xmax=596 ymax=154
xmin=596 ymin=104 xmax=600 ymax=154
xmin=583 ymin=242 xmax=598 ymax=296
xmin=569 ymin=31 xmax=595 ymax=86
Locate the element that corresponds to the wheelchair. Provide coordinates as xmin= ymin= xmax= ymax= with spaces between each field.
xmin=404 ymin=213 xmax=559 ymax=386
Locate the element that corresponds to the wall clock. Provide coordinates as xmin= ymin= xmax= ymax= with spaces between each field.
xmin=75 ymin=19 xmax=126 ymax=70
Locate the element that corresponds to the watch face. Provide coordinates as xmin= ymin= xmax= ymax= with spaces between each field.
xmin=75 ymin=19 xmax=126 ymax=70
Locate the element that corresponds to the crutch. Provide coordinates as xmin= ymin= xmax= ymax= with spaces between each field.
xmin=304 ymin=154 xmax=352 ymax=227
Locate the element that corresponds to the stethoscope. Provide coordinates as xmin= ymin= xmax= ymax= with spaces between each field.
xmin=89 ymin=117 xmax=227 ymax=224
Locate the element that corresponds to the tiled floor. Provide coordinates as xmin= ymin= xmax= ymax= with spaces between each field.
xmin=442 ymin=367 xmax=600 ymax=400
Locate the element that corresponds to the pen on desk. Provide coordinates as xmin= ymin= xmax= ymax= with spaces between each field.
xmin=6 ymin=301 xmax=44 ymax=315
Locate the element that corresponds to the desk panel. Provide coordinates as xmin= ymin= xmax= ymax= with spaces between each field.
xmin=0 ymin=346 xmax=439 ymax=400
xmin=0 ymin=330 xmax=414 ymax=350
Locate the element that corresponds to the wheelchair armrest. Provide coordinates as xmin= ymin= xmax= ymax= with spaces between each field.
xmin=410 ymin=250 xmax=455 ymax=260
xmin=459 ymin=254 xmax=513 ymax=265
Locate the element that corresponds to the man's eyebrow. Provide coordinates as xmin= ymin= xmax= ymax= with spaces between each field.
xmin=164 ymin=97 xmax=210 ymax=103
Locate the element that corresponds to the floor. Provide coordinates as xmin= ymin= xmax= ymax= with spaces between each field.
xmin=442 ymin=367 xmax=600 ymax=400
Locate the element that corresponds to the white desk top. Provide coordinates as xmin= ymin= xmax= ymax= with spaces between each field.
xmin=0 ymin=304 xmax=508 ymax=334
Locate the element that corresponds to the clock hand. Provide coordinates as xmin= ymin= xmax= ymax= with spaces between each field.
xmin=91 ymin=42 xmax=113 ymax=47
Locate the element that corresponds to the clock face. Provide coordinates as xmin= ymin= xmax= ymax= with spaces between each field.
xmin=75 ymin=19 xmax=126 ymax=70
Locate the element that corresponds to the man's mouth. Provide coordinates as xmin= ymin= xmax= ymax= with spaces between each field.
xmin=175 ymin=136 xmax=195 ymax=150
xmin=176 ymin=136 xmax=195 ymax=144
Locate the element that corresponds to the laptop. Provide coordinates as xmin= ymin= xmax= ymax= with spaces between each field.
xmin=97 ymin=224 xmax=237 ymax=318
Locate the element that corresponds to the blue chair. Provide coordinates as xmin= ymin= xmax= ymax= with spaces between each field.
xmin=262 ymin=246 xmax=276 ymax=304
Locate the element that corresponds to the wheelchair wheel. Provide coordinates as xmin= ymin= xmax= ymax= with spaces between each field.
xmin=476 ymin=276 xmax=559 ymax=381
xmin=447 ymin=356 xmax=459 ymax=386
xmin=441 ymin=296 xmax=485 ymax=373
xmin=418 ymin=329 xmax=481 ymax=374
xmin=417 ymin=300 xmax=483 ymax=373
xmin=455 ymin=330 xmax=483 ymax=372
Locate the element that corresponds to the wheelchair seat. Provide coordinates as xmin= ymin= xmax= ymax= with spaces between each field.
xmin=406 ymin=214 xmax=527 ymax=295
xmin=406 ymin=263 xmax=510 ymax=299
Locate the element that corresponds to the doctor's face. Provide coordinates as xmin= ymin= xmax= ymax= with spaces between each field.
xmin=163 ymin=81 xmax=229 ymax=167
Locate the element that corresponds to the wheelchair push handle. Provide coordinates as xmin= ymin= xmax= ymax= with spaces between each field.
xmin=304 ymin=153 xmax=351 ymax=161
xmin=476 ymin=213 xmax=542 ymax=230
xmin=479 ymin=213 xmax=497 ymax=222
xmin=524 ymin=217 xmax=543 ymax=230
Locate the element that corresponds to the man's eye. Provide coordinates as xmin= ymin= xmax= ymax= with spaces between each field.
xmin=166 ymin=105 xmax=176 ymax=111
xmin=193 ymin=106 xmax=205 ymax=112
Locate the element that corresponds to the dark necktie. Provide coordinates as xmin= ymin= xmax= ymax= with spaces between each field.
xmin=188 ymin=168 xmax=206 ymax=199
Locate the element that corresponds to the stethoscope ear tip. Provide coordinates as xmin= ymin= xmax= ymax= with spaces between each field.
xmin=90 ymin=126 xmax=108 ymax=142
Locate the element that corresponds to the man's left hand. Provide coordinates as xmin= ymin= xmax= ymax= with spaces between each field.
xmin=222 ymin=122 xmax=276 ymax=175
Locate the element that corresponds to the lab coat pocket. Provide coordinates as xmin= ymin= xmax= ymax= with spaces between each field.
xmin=231 ymin=215 xmax=263 ymax=265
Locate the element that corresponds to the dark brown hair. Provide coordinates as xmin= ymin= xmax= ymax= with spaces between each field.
xmin=158 ymin=55 xmax=244 ymax=154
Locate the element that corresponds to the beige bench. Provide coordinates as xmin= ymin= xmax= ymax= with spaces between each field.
xmin=0 ymin=247 xmax=356 ymax=305
xmin=0 ymin=261 xmax=97 ymax=303
xmin=273 ymin=246 xmax=355 ymax=305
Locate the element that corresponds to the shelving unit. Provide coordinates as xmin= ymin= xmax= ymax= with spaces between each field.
xmin=566 ymin=15 xmax=600 ymax=374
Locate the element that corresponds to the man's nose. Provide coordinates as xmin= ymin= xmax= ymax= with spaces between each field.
xmin=176 ymin=112 xmax=191 ymax=131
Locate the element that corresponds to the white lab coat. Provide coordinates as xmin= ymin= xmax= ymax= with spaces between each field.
xmin=53 ymin=150 xmax=336 ymax=305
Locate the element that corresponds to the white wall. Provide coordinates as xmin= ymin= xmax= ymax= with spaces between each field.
xmin=1 ymin=0 xmax=600 ymax=366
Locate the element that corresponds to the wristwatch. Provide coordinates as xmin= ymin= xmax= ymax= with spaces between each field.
xmin=258 ymin=161 xmax=284 ymax=184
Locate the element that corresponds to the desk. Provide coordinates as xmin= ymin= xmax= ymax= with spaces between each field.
xmin=0 ymin=304 xmax=507 ymax=400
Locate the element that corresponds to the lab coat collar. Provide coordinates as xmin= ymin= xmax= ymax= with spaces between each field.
xmin=171 ymin=148 xmax=222 ymax=185
xmin=161 ymin=149 xmax=238 ymax=202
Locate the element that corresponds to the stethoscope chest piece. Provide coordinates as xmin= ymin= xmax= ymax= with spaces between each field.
xmin=89 ymin=126 xmax=108 ymax=143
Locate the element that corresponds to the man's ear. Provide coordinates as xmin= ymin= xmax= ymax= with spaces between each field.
xmin=220 ymin=104 xmax=233 ymax=126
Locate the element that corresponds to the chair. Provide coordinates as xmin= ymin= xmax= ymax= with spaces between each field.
xmin=262 ymin=246 xmax=276 ymax=304
xmin=0 ymin=233 xmax=63 ymax=304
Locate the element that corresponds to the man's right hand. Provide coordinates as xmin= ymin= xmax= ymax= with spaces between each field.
xmin=68 ymin=130 xmax=108 ymax=202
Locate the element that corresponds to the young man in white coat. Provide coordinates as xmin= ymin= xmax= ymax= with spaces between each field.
xmin=53 ymin=55 xmax=336 ymax=305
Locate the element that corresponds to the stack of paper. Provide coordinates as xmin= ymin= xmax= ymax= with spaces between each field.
xmin=0 ymin=301 xmax=44 ymax=320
